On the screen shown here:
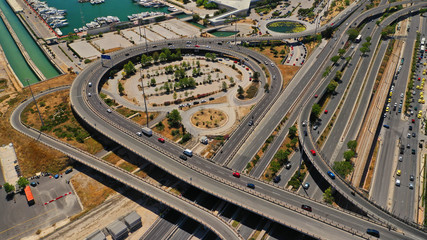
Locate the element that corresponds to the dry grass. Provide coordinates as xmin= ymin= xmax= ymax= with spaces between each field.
xmin=135 ymin=169 xmax=148 ymax=179
xmin=21 ymin=89 xmax=104 ymax=155
xmin=102 ymin=152 xmax=122 ymax=165
xmin=118 ymin=161 xmax=138 ymax=172
xmin=262 ymin=135 xmax=295 ymax=180
xmin=0 ymin=74 xmax=78 ymax=176
xmin=191 ymin=108 xmax=227 ymax=129
xmin=104 ymin=47 xmax=122 ymax=54
xmin=251 ymin=46 xmax=301 ymax=89
xmin=362 ymin=140 xmax=380 ymax=190
xmin=153 ymin=118 xmax=180 ymax=141
xmin=71 ymin=172 xmax=116 ymax=210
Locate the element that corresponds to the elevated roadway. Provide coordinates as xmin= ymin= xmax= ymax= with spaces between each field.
xmin=298 ymin=3 xmax=427 ymax=239
xmin=11 ymin=1 xmax=427 ymax=239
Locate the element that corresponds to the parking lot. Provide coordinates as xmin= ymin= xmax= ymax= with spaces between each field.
xmin=0 ymin=171 xmax=81 ymax=240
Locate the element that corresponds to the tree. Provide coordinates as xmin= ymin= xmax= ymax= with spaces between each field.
xmin=288 ymin=125 xmax=298 ymax=138
xmin=123 ymin=61 xmax=136 ymax=77
xmin=205 ymin=52 xmax=212 ymax=60
xmin=192 ymin=14 xmax=201 ymax=22
xmin=203 ymin=18 xmax=209 ymax=26
xmin=347 ymin=140 xmax=357 ymax=152
xmin=338 ymin=48 xmax=346 ymax=57
xmin=118 ymin=82 xmax=124 ymax=95
xmin=237 ymin=85 xmax=244 ymax=98
xmin=321 ymin=27 xmax=334 ymax=39
xmin=311 ymin=104 xmax=321 ymax=120
xmin=17 ymin=177 xmax=29 ymax=189
xmin=365 ymin=36 xmax=372 ymax=42
xmin=343 ymin=150 xmax=355 ymax=161
xmin=159 ymin=52 xmax=167 ymax=62
xmin=280 ymin=49 xmax=286 ymax=55
xmin=331 ymin=55 xmax=340 ymax=65
xmin=327 ymin=80 xmax=338 ymax=94
xmin=222 ymin=81 xmax=228 ymax=91
xmin=152 ymin=52 xmax=159 ymax=62
xmin=150 ymin=78 xmax=156 ymax=86
xmin=347 ymin=28 xmax=359 ymax=42
xmin=141 ymin=54 xmax=149 ymax=66
xmin=333 ymin=160 xmax=354 ymax=177
xmin=334 ymin=71 xmax=342 ymax=81
xmin=360 ymin=46 xmax=370 ymax=56
xmin=253 ymin=72 xmax=260 ymax=81
xmin=3 ymin=182 xmax=15 ymax=194
xmin=264 ymin=83 xmax=269 ymax=92
xmin=275 ymin=149 xmax=289 ymax=165
xmin=323 ymin=187 xmax=334 ymax=204
xmin=183 ymin=0 xmax=190 ymax=3
xmin=167 ymin=109 xmax=182 ymax=128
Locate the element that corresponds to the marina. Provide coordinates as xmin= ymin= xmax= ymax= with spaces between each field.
xmin=42 ymin=0 xmax=170 ymax=36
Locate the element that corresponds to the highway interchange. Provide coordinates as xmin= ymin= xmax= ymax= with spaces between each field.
xmin=11 ymin=0 xmax=427 ymax=239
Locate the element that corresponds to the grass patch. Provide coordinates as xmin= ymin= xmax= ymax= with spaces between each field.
xmin=0 ymin=78 xmax=7 ymax=89
xmin=231 ymin=220 xmax=239 ymax=228
xmin=0 ymin=94 xmax=10 ymax=103
xmin=102 ymin=152 xmax=122 ymax=165
xmin=118 ymin=161 xmax=138 ymax=172
xmin=287 ymin=162 xmax=307 ymax=190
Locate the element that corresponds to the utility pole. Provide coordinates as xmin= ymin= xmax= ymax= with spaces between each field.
xmin=144 ymin=26 xmax=148 ymax=51
xmin=26 ymin=79 xmax=44 ymax=127
xmin=139 ymin=68 xmax=149 ymax=127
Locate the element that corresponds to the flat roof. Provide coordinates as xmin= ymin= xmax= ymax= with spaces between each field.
xmin=6 ymin=0 xmax=23 ymax=12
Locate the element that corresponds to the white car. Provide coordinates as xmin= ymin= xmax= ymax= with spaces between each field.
xmin=398 ymin=156 xmax=403 ymax=162
xmin=395 ymin=179 xmax=401 ymax=186
xmin=107 ymin=108 xmax=112 ymax=113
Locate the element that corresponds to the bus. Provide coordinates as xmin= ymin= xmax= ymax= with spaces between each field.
xmin=24 ymin=186 xmax=35 ymax=205
xmin=355 ymin=34 xmax=362 ymax=43
xmin=421 ymin=45 xmax=425 ymax=53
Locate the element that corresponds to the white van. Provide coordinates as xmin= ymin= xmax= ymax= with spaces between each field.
xmin=183 ymin=149 xmax=193 ymax=157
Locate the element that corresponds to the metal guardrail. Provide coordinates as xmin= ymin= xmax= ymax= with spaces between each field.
xmin=74 ymin=46 xmax=378 ymax=238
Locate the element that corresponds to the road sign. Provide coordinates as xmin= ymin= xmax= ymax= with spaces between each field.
xmin=101 ymin=54 xmax=111 ymax=60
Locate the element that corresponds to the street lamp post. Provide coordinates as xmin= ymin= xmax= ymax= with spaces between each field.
xmin=26 ymin=79 xmax=44 ymax=127
xmin=144 ymin=26 xmax=148 ymax=51
xmin=139 ymin=67 xmax=149 ymax=127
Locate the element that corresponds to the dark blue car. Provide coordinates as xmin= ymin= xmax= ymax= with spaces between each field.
xmin=327 ymin=171 xmax=335 ymax=179
xmin=247 ymin=183 xmax=255 ymax=189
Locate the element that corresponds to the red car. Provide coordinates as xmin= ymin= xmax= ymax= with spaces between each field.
xmin=314 ymin=94 xmax=318 ymax=98
xmin=324 ymin=110 xmax=328 ymax=114
xmin=310 ymin=149 xmax=316 ymax=156
xmin=301 ymin=204 xmax=312 ymax=212
xmin=412 ymin=119 xmax=415 ymax=123
xmin=418 ymin=78 xmax=421 ymax=81
xmin=234 ymin=60 xmax=237 ymax=63
xmin=158 ymin=138 xmax=165 ymax=143
xmin=195 ymin=45 xmax=200 ymax=47
xmin=232 ymin=172 xmax=240 ymax=178
xmin=246 ymin=67 xmax=249 ymax=71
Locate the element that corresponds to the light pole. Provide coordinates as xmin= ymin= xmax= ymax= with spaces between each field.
xmin=144 ymin=26 xmax=148 ymax=51
xmin=26 ymin=79 xmax=44 ymax=127
xmin=139 ymin=67 xmax=149 ymax=127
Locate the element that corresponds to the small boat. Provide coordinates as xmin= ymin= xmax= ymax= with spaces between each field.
xmin=55 ymin=28 xmax=62 ymax=36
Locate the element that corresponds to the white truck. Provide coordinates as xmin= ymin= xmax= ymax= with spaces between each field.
xmin=141 ymin=127 xmax=152 ymax=136
xmin=183 ymin=149 xmax=193 ymax=157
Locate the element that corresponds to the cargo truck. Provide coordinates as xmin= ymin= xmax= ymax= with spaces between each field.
xmin=141 ymin=127 xmax=152 ymax=136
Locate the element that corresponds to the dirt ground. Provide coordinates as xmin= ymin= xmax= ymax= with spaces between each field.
xmin=0 ymin=74 xmax=77 ymax=176
xmin=41 ymin=190 xmax=161 ymax=240
xmin=21 ymin=89 xmax=104 ymax=155
xmin=251 ymin=45 xmax=301 ymax=89
xmin=191 ymin=109 xmax=227 ymax=129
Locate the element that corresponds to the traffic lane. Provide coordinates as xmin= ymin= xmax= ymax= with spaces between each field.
xmin=16 ymin=90 xmax=241 ymax=240
xmin=321 ymin=25 xmax=381 ymax=161
xmin=391 ymin=14 xmax=420 ymax=221
xmin=80 ymin=75 xmax=404 ymax=239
